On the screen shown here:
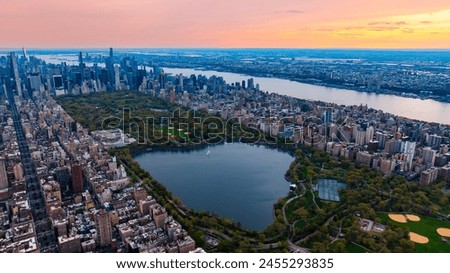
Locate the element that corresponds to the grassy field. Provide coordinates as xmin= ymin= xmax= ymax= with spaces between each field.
xmin=345 ymin=242 xmax=371 ymax=253
xmin=163 ymin=126 xmax=186 ymax=138
xmin=379 ymin=213 xmax=450 ymax=252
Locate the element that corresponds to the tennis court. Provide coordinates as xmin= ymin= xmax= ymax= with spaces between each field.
xmin=317 ymin=179 xmax=347 ymax=201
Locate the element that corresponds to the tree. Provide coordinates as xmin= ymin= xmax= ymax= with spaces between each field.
xmin=311 ymin=241 xmax=327 ymax=252
xmin=330 ymin=240 xmax=346 ymax=253
xmin=293 ymin=207 xmax=309 ymax=219
xmin=217 ymin=240 xmax=237 ymax=252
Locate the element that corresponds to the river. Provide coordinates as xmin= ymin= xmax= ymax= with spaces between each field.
xmin=164 ymin=67 xmax=450 ymax=125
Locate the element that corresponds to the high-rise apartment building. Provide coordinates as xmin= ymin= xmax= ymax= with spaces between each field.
xmin=95 ymin=209 xmax=112 ymax=247
xmin=365 ymin=126 xmax=374 ymax=144
xmin=404 ymin=141 xmax=416 ymax=171
xmin=71 ymin=163 xmax=83 ymax=193
xmin=422 ymin=147 xmax=436 ymax=167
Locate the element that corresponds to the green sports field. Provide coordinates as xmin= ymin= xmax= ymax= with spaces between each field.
xmin=379 ymin=213 xmax=450 ymax=252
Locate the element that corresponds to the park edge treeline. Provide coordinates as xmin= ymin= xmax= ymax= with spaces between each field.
xmin=56 ymin=91 xmax=450 ymax=253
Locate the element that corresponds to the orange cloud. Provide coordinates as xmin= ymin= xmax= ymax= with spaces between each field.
xmin=0 ymin=0 xmax=449 ymax=48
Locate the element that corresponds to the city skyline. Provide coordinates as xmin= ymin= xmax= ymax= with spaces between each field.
xmin=0 ymin=0 xmax=449 ymax=49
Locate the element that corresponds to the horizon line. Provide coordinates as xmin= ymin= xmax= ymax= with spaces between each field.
xmin=1 ymin=47 xmax=450 ymax=51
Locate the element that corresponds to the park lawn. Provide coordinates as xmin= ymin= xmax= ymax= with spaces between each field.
xmin=379 ymin=213 xmax=450 ymax=253
xmin=344 ymin=242 xmax=370 ymax=253
xmin=162 ymin=126 xmax=186 ymax=138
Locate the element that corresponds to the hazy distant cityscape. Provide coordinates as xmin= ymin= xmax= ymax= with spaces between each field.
xmin=0 ymin=48 xmax=449 ymax=253
xmin=8 ymin=48 xmax=449 ymax=102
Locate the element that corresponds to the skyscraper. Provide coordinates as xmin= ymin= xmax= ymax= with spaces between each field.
xmin=9 ymin=52 xmax=22 ymax=98
xmin=404 ymin=141 xmax=416 ymax=171
xmin=71 ymin=163 xmax=83 ymax=193
xmin=366 ymin=126 xmax=374 ymax=144
xmin=247 ymin=78 xmax=254 ymax=89
xmin=28 ymin=72 xmax=42 ymax=92
xmin=323 ymin=108 xmax=332 ymax=124
xmin=376 ymin=132 xmax=387 ymax=150
xmin=422 ymin=147 xmax=436 ymax=168
xmin=159 ymin=70 xmax=166 ymax=89
xmin=0 ymin=157 xmax=8 ymax=191
xmin=179 ymin=73 xmax=183 ymax=89
xmin=114 ymin=65 xmax=120 ymax=91
xmin=427 ymin=134 xmax=443 ymax=149
xmin=107 ymin=48 xmax=115 ymax=89
xmin=53 ymin=75 xmax=64 ymax=90
xmin=355 ymin=129 xmax=366 ymax=146
xmin=55 ymin=166 xmax=71 ymax=198
xmin=78 ymin=51 xmax=83 ymax=65
xmin=78 ymin=52 xmax=85 ymax=83
xmin=95 ymin=209 xmax=112 ymax=247
xmin=22 ymin=47 xmax=28 ymax=61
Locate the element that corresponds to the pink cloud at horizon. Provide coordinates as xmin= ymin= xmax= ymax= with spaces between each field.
xmin=0 ymin=0 xmax=449 ymax=48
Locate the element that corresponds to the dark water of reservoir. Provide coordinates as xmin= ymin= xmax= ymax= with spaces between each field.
xmin=134 ymin=143 xmax=294 ymax=231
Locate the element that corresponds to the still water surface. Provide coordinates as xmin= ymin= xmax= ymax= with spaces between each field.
xmin=134 ymin=143 xmax=294 ymax=231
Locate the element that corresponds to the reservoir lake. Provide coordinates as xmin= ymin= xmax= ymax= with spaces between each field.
xmin=134 ymin=143 xmax=294 ymax=231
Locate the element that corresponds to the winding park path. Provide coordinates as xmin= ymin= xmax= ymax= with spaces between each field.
xmin=330 ymin=219 xmax=343 ymax=244
xmin=281 ymin=183 xmax=310 ymax=253
xmin=194 ymin=226 xmax=232 ymax=241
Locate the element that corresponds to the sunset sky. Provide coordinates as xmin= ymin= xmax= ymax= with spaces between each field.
xmin=0 ymin=0 xmax=449 ymax=48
